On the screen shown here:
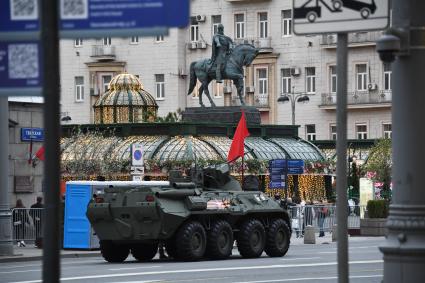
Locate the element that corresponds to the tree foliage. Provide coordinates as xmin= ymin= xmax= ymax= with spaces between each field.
xmin=364 ymin=139 xmax=392 ymax=199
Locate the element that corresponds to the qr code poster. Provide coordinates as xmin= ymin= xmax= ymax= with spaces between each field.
xmin=61 ymin=0 xmax=89 ymax=20
xmin=8 ymin=44 xmax=39 ymax=79
xmin=10 ymin=0 xmax=38 ymax=20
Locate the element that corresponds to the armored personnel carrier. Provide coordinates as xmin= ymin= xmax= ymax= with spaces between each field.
xmin=87 ymin=164 xmax=291 ymax=262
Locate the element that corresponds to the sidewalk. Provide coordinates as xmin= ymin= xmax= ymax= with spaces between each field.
xmin=0 ymin=233 xmax=379 ymax=263
xmin=0 ymin=244 xmax=100 ymax=263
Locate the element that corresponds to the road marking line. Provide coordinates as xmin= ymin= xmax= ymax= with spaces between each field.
xmin=7 ymin=260 xmax=383 ymax=283
xmin=233 ymin=274 xmax=382 ymax=283
xmin=279 ymin=257 xmax=321 ymax=261
xmin=0 ymin=259 xmax=104 ymax=270
xmin=109 ymin=265 xmax=162 ymax=271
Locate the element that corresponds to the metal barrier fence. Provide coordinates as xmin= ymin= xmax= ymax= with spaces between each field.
xmin=288 ymin=205 xmax=367 ymax=235
xmin=11 ymin=208 xmax=44 ymax=243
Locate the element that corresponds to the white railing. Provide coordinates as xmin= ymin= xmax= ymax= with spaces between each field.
xmin=11 ymin=208 xmax=44 ymax=243
xmin=287 ymin=205 xmax=367 ymax=235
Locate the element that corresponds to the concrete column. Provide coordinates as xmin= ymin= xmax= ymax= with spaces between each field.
xmin=380 ymin=1 xmax=425 ymax=281
xmin=0 ymin=97 xmax=13 ymax=255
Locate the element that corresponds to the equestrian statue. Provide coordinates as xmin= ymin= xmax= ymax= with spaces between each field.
xmin=187 ymin=24 xmax=259 ymax=107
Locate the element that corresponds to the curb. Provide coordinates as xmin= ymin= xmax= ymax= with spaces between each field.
xmin=0 ymin=252 xmax=100 ymax=263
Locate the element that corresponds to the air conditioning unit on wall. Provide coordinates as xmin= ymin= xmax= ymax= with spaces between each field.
xmin=197 ymin=41 xmax=207 ymax=49
xmin=196 ymin=15 xmax=206 ymax=22
xmin=188 ymin=42 xmax=197 ymax=50
xmin=368 ymin=83 xmax=378 ymax=91
xmin=291 ymin=68 xmax=301 ymax=76
xmin=245 ymin=86 xmax=255 ymax=93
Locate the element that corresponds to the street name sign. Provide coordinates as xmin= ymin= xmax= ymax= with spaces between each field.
xmin=21 ymin=127 xmax=44 ymax=142
xmin=292 ymin=0 xmax=390 ymax=34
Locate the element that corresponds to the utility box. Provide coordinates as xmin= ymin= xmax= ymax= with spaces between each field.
xmin=63 ymin=180 xmax=168 ymax=249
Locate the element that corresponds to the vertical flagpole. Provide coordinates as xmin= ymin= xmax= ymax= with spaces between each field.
xmin=241 ymin=155 xmax=245 ymax=188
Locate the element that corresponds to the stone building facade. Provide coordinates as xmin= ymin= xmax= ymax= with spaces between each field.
xmin=59 ymin=0 xmax=392 ymax=141
xmin=8 ymin=98 xmax=44 ymax=208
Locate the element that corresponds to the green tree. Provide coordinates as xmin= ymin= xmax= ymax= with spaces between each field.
xmin=364 ymin=139 xmax=392 ymax=199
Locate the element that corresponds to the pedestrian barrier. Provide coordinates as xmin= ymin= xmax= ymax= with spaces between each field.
xmin=287 ymin=204 xmax=366 ymax=236
xmin=11 ymin=208 xmax=44 ymax=245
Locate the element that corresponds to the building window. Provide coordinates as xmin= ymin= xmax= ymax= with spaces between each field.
xmin=384 ymin=63 xmax=392 ymax=90
xmin=282 ymin=10 xmax=292 ymax=37
xmin=155 ymin=35 xmax=164 ymax=42
xmin=257 ymin=68 xmax=268 ymax=95
xmin=74 ymin=38 xmax=83 ymax=47
xmin=306 ymin=124 xmax=316 ymax=141
xmin=306 ymin=67 xmax=316 ymax=93
xmin=356 ymin=124 xmax=368 ymax=139
xmin=212 ymin=15 xmax=222 ymax=35
xmin=130 ymin=36 xmax=139 ymax=44
xmin=330 ymin=65 xmax=337 ymax=93
xmin=330 ymin=124 xmax=337 ymax=140
xmin=383 ymin=123 xmax=392 ymax=139
xmin=259 ymin=12 xmax=268 ymax=38
xmin=356 ymin=64 xmax=368 ymax=91
xmin=190 ymin=17 xmax=199 ymax=42
xmin=281 ymin=68 xmax=291 ymax=94
xmin=75 ymin=76 xmax=84 ymax=102
xmin=155 ymin=74 xmax=165 ymax=100
xmin=213 ymin=81 xmax=223 ymax=98
xmin=235 ymin=14 xmax=245 ymax=39
xmin=102 ymin=75 xmax=112 ymax=93
xmin=103 ymin=37 xmax=111 ymax=46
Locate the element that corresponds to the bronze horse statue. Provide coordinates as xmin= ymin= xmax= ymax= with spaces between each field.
xmin=187 ymin=44 xmax=259 ymax=107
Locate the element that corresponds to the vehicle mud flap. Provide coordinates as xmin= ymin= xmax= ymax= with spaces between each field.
xmin=114 ymin=218 xmax=133 ymax=238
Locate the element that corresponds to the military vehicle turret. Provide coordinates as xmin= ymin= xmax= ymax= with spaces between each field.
xmin=87 ymin=163 xmax=291 ymax=262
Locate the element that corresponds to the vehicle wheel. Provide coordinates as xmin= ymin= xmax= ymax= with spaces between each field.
xmin=131 ymin=242 xmax=158 ymax=261
xmin=332 ymin=0 xmax=342 ymax=10
xmin=307 ymin=12 xmax=318 ymax=23
xmin=237 ymin=219 xmax=265 ymax=258
xmin=175 ymin=221 xmax=206 ymax=261
xmin=100 ymin=240 xmax=129 ymax=263
xmin=206 ymin=220 xmax=233 ymax=259
xmin=165 ymin=238 xmax=178 ymax=259
xmin=264 ymin=219 xmax=291 ymax=257
xmin=360 ymin=8 xmax=371 ymax=19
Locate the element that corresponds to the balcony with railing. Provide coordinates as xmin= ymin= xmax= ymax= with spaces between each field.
xmin=253 ymin=94 xmax=269 ymax=108
xmin=320 ymin=31 xmax=383 ymax=48
xmin=320 ymin=90 xmax=392 ymax=109
xmin=91 ymin=45 xmax=116 ymax=61
xmin=234 ymin=37 xmax=272 ymax=53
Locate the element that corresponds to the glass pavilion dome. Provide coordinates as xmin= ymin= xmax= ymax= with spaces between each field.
xmin=93 ymin=73 xmax=158 ymax=124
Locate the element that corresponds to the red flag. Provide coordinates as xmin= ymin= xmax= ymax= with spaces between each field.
xmin=227 ymin=112 xmax=250 ymax=162
xmin=35 ymin=146 xmax=45 ymax=161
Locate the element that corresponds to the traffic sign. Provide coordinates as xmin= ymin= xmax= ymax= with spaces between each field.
xmin=0 ymin=41 xmax=43 ymax=96
xmin=293 ymin=0 xmax=389 ymax=34
xmin=131 ymin=143 xmax=144 ymax=166
xmin=130 ymin=166 xmax=145 ymax=175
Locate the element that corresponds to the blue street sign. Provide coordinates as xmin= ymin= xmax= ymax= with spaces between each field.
xmin=0 ymin=41 xmax=43 ymax=96
xmin=270 ymin=181 xmax=285 ymax=189
xmin=270 ymin=159 xmax=287 ymax=168
xmin=133 ymin=149 xmax=142 ymax=161
xmin=288 ymin=159 xmax=304 ymax=168
xmin=21 ymin=127 xmax=44 ymax=142
xmin=287 ymin=167 xmax=304 ymax=174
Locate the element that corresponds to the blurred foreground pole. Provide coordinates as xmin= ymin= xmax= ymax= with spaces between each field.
xmin=336 ymin=33 xmax=348 ymax=283
xmin=40 ymin=0 xmax=61 ymax=282
xmin=380 ymin=0 xmax=425 ymax=282
xmin=0 ymin=97 xmax=13 ymax=256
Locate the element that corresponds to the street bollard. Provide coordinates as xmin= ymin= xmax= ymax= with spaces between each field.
xmin=304 ymin=225 xmax=316 ymax=244
xmin=332 ymin=224 xmax=337 ymax=242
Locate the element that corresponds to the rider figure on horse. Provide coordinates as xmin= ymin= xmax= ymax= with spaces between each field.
xmin=211 ymin=24 xmax=235 ymax=83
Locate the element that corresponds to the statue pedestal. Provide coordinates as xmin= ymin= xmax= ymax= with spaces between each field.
xmin=182 ymin=106 xmax=261 ymax=125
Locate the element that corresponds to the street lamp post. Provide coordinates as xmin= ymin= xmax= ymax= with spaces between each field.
xmin=277 ymin=87 xmax=310 ymax=125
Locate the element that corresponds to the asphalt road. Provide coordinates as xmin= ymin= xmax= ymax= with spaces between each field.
xmin=1 ymin=237 xmax=384 ymax=283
